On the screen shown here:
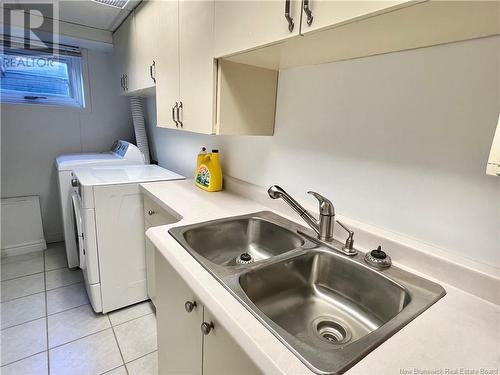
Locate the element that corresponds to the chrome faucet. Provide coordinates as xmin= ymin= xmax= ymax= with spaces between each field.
xmin=267 ymin=185 xmax=335 ymax=241
xmin=268 ymin=185 xmax=357 ymax=256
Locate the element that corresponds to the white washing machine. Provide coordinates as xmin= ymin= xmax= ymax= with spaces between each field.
xmin=71 ymin=164 xmax=184 ymax=313
xmin=55 ymin=140 xmax=145 ymax=268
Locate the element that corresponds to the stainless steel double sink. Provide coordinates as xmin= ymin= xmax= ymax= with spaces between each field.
xmin=169 ymin=211 xmax=446 ymax=374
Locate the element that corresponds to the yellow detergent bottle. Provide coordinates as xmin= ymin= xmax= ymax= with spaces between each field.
xmin=195 ymin=149 xmax=223 ymax=192
xmin=194 ymin=147 xmax=207 ymax=179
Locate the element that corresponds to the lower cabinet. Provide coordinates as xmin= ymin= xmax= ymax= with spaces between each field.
xmin=202 ymin=308 xmax=261 ymax=375
xmin=143 ymin=196 xmax=179 ymax=306
xmin=156 ymin=250 xmax=261 ymax=375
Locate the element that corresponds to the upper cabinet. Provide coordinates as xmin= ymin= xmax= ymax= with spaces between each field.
xmin=214 ymin=0 xmax=302 ymax=58
xmin=114 ymin=0 xmax=499 ymax=135
xmin=112 ymin=15 xmax=133 ymax=93
xmin=154 ymin=0 xmax=278 ymax=135
xmin=112 ymin=1 xmax=158 ymax=95
xmin=299 ymin=0 xmax=414 ymax=35
xmin=131 ymin=0 xmax=159 ymax=92
xmin=224 ymin=1 xmax=500 ymax=70
xmin=155 ymin=0 xmax=180 ymax=128
xmin=178 ymin=0 xmax=216 ymax=134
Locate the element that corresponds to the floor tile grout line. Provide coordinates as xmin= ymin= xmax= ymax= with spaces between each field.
xmin=99 ymin=364 xmax=127 ymax=375
xmin=46 ymin=301 xmax=91 ymax=317
xmin=44 ymin=305 xmax=154 ymax=348
xmin=109 ymin=315 xmax=129 ymax=375
xmin=111 ymin=310 xmax=155 ymax=328
xmin=45 ymin=279 xmax=85 ymax=293
xmin=1 ymin=289 xmax=46 ymax=304
xmin=1 ymin=252 xmax=44 ymax=263
xmin=48 ymin=325 xmax=114 ymax=351
xmin=43 ymin=249 xmax=51 ymax=375
xmin=123 ymin=349 xmax=158 ymax=365
xmin=0 ymin=315 xmax=48 ymax=332
xmin=47 ymin=300 xmax=89 ymax=317
xmin=0 ymin=257 xmax=68 ymax=282
xmin=0 ymin=269 xmax=83 ymax=303
xmin=0 ymin=270 xmax=44 ymax=283
xmin=44 ymin=265 xmax=69 ymax=273
xmin=0 ymin=270 xmax=43 ymax=281
xmin=0 ymin=349 xmax=48 ymax=368
xmin=97 ymin=349 xmax=158 ymax=375
xmin=0 ymin=245 xmax=66 ymax=372
xmin=2 ymin=302 xmax=152 ymax=346
xmin=46 ymin=303 xmax=154 ymax=346
xmin=0 ymin=244 xmax=64 ymax=266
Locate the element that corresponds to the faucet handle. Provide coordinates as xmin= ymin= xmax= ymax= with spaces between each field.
xmin=307 ymin=191 xmax=335 ymax=216
xmin=336 ymin=220 xmax=355 ymax=251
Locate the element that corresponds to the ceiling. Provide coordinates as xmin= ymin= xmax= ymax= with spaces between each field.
xmin=56 ymin=0 xmax=139 ymax=31
xmin=3 ymin=0 xmax=140 ymax=32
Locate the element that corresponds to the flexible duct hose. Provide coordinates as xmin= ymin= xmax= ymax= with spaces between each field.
xmin=129 ymin=96 xmax=151 ymax=164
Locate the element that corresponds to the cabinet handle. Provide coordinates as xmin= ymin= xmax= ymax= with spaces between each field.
xmin=120 ymin=75 xmax=125 ymax=90
xmin=176 ymin=101 xmax=184 ymax=128
xmin=147 ymin=210 xmax=155 ymax=216
xmin=123 ymin=74 xmax=128 ymax=91
xmin=201 ymin=321 xmax=214 ymax=335
xmin=184 ymin=300 xmax=197 ymax=312
xmin=172 ymin=103 xmax=179 ymax=127
xmin=303 ymin=0 xmax=313 ymax=26
xmin=149 ymin=60 xmax=156 ymax=84
xmin=284 ymin=0 xmax=294 ymax=32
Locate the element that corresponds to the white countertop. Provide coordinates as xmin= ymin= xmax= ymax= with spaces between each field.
xmin=143 ymin=179 xmax=500 ymax=375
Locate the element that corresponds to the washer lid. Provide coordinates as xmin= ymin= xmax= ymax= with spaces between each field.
xmin=72 ymin=165 xmax=185 ymax=186
xmin=55 ymin=153 xmax=120 ymax=171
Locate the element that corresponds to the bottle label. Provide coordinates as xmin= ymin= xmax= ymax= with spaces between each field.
xmin=196 ymin=165 xmax=210 ymax=187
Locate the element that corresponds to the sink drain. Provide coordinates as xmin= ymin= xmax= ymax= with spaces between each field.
xmin=235 ymin=252 xmax=254 ymax=265
xmin=313 ymin=318 xmax=351 ymax=345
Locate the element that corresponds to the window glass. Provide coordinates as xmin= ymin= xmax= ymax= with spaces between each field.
xmin=0 ymin=48 xmax=85 ymax=108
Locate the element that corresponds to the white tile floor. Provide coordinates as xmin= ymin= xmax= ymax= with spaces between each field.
xmin=1 ymin=243 xmax=158 ymax=375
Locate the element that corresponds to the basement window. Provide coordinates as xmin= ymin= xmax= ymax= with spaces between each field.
xmin=0 ymin=47 xmax=85 ymax=108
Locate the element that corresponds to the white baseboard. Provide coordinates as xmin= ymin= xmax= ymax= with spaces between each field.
xmin=1 ymin=239 xmax=47 ymax=257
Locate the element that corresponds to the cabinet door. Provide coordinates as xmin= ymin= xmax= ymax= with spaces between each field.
xmin=214 ymin=0 xmax=301 ymax=58
xmin=202 ymin=308 xmax=261 ymax=375
xmin=130 ymin=0 xmax=159 ymax=92
xmin=112 ymin=15 xmax=134 ymax=93
xmin=179 ymin=0 xmax=216 ymax=134
xmin=155 ymin=0 xmax=180 ymax=128
xmin=144 ymin=220 xmax=156 ymax=306
xmin=156 ymin=253 xmax=202 ymax=375
xmin=300 ymin=0 xmax=412 ymax=35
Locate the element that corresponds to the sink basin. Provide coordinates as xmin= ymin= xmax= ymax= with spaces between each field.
xmin=235 ymin=248 xmax=445 ymax=374
xmin=170 ymin=211 xmax=309 ymax=267
xmin=239 ymin=251 xmax=411 ymax=347
xmin=169 ymin=211 xmax=446 ymax=374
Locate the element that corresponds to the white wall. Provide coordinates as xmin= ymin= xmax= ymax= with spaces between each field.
xmin=1 ymin=49 xmax=134 ymax=242
xmin=145 ymin=36 xmax=500 ymax=268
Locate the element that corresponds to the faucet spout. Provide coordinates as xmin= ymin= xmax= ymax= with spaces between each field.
xmin=267 ymin=185 xmax=326 ymax=237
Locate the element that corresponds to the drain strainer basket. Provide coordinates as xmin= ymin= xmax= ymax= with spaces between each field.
xmin=313 ymin=317 xmax=352 ymax=345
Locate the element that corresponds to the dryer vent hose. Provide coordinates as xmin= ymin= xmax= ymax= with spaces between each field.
xmin=129 ymin=96 xmax=151 ymax=164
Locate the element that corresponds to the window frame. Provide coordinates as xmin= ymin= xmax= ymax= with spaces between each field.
xmin=0 ymin=47 xmax=86 ymax=108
